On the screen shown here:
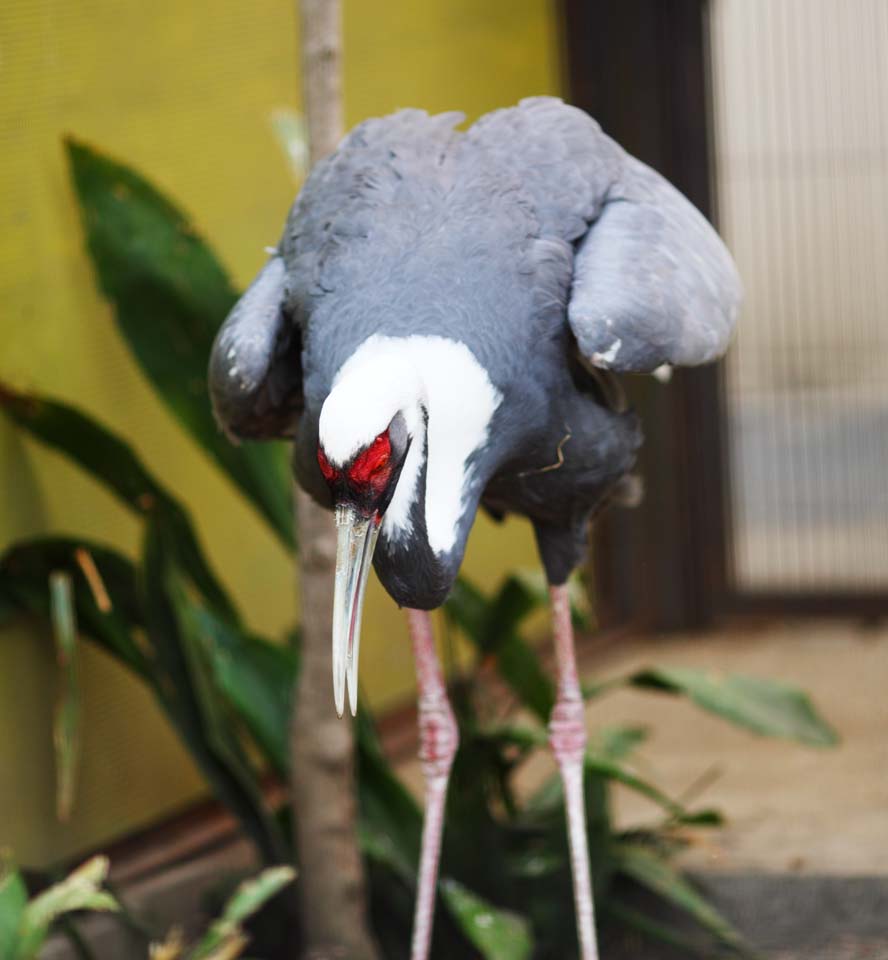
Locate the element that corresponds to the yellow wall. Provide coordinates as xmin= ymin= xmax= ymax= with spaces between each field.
xmin=0 ymin=0 xmax=561 ymax=865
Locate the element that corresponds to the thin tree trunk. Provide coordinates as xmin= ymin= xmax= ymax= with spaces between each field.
xmin=290 ymin=3 xmax=379 ymax=958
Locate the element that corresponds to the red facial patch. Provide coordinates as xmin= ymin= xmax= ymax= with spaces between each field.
xmin=317 ymin=446 xmax=339 ymax=483
xmin=347 ymin=431 xmax=392 ymax=488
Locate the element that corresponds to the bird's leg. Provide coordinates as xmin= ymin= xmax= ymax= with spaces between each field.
xmin=548 ymin=583 xmax=599 ymax=960
xmin=406 ymin=607 xmax=459 ymax=960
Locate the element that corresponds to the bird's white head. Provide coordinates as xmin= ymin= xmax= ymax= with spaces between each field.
xmin=316 ymin=334 xmax=502 ymax=717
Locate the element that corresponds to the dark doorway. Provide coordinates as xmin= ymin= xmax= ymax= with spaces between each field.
xmin=562 ymin=0 xmax=730 ymax=631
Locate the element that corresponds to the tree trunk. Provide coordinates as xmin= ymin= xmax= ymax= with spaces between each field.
xmin=290 ymin=3 xmax=379 ymax=958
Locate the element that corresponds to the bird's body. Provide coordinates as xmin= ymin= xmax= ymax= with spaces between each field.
xmin=269 ymin=100 xmax=686 ymax=601
xmin=209 ymin=97 xmax=741 ymax=960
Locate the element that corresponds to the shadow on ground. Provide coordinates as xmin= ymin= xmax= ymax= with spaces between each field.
xmin=605 ymin=873 xmax=888 ymax=959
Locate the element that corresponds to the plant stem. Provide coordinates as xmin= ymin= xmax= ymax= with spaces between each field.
xmin=290 ymin=5 xmax=379 ymax=956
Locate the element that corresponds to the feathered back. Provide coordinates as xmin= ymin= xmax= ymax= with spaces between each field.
xmin=209 ymin=97 xmax=742 ymax=440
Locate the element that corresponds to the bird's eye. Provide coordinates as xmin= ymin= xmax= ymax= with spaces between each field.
xmin=347 ymin=431 xmax=392 ymax=486
xmin=317 ymin=446 xmax=339 ymax=483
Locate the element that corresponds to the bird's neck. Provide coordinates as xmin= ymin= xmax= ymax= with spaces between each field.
xmin=373 ymin=444 xmax=471 ymax=609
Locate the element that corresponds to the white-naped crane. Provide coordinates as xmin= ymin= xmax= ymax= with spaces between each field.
xmin=209 ymin=96 xmax=741 ymax=960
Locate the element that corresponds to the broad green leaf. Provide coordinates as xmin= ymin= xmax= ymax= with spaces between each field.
xmin=494 ymin=633 xmax=555 ymax=721
xmin=1 ymin=538 xmax=147 ymax=676
xmin=18 ymin=857 xmax=118 ymax=958
xmin=584 ymin=757 xmax=722 ymax=828
xmin=0 ymin=856 xmax=27 ymax=959
xmin=595 ymin=725 xmax=649 ymax=762
xmin=2 ymin=531 xmax=285 ymax=866
xmin=0 ymin=389 xmax=237 ymax=623
xmin=440 ymin=879 xmax=532 ymax=960
xmin=446 ymin=576 xmax=555 ymax=720
xmin=192 ymin=604 xmax=297 ymax=777
xmin=614 ymin=844 xmax=746 ymax=952
xmin=140 ymin=518 xmax=286 ymax=864
xmin=444 ymin=577 xmax=489 ymax=643
xmin=630 ymin=667 xmax=839 ymax=747
xmin=65 ymin=138 xmax=293 ymax=549
xmin=50 ymin=572 xmax=81 ymax=821
xmin=483 ymin=725 xmax=721 ymax=826
xmin=510 ymin=568 xmax=591 ymax=631
xmin=188 ymin=866 xmax=295 ymax=960
xmin=0 ymin=386 xmax=166 ymax=511
xmin=355 ymin=711 xmax=422 ymax=881
xmin=482 ymin=575 xmax=541 ymax=647
xmin=0 ymin=589 xmax=15 ymax=626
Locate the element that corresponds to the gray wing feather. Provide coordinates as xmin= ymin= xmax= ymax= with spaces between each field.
xmin=208 ymin=256 xmax=302 ymax=439
xmin=468 ymin=97 xmax=742 ymax=372
xmin=568 ymin=156 xmax=742 ymax=372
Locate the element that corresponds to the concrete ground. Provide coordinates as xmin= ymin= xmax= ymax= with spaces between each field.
xmin=575 ymin=617 xmax=888 ymax=958
xmin=576 ymin=616 xmax=888 ymax=877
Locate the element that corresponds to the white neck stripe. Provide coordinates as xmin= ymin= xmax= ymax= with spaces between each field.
xmin=318 ymin=334 xmax=501 ymax=554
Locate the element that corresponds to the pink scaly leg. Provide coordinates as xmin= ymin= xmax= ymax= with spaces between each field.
xmin=406 ymin=608 xmax=459 ymax=960
xmin=548 ymin=584 xmax=599 ymax=960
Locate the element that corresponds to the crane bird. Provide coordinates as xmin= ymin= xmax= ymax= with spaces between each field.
xmin=209 ymin=97 xmax=741 ymax=960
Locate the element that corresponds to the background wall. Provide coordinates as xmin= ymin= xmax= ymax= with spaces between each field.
xmin=0 ymin=0 xmax=560 ymax=866
xmin=711 ymin=0 xmax=888 ymax=592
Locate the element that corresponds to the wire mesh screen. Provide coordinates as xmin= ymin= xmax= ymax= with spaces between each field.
xmin=711 ymin=0 xmax=888 ymax=592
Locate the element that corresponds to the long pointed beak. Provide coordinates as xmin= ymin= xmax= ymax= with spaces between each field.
xmin=332 ymin=504 xmax=380 ymax=717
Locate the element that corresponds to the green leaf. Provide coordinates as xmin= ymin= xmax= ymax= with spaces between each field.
xmin=594 ymin=725 xmax=649 ymax=762
xmin=440 ymin=879 xmax=532 ymax=960
xmin=0 ymin=386 xmax=165 ymax=513
xmin=65 ymin=138 xmax=293 ymax=549
xmin=0 ymin=389 xmax=238 ymax=624
xmin=0 ymin=589 xmax=15 ymax=627
xmin=0 ymin=856 xmax=27 ymax=959
xmin=446 ymin=576 xmax=555 ymax=720
xmin=2 ymin=531 xmax=286 ymax=867
xmin=355 ymin=711 xmax=422 ymax=882
xmin=510 ymin=568 xmax=591 ymax=631
xmin=630 ymin=667 xmax=839 ymax=747
xmin=444 ymin=577 xmax=489 ymax=644
xmin=583 ymin=756 xmax=722 ymax=828
xmin=613 ymin=844 xmax=746 ymax=952
xmin=1 ymin=538 xmax=148 ymax=677
xmin=482 ymin=725 xmax=720 ymax=826
xmin=140 ymin=518 xmax=286 ymax=864
xmin=188 ymin=866 xmax=295 ymax=960
xmin=50 ymin=572 xmax=81 ymax=821
xmin=195 ymin=606 xmax=297 ymax=777
xmin=18 ymin=857 xmax=118 ymax=958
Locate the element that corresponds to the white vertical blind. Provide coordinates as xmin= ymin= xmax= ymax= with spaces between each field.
xmin=711 ymin=0 xmax=888 ymax=590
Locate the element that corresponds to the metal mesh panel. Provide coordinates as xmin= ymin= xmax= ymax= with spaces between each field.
xmin=711 ymin=0 xmax=888 ymax=591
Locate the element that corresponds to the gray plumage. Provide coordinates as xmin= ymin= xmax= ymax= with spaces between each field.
xmin=209 ymin=96 xmax=742 ymax=603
